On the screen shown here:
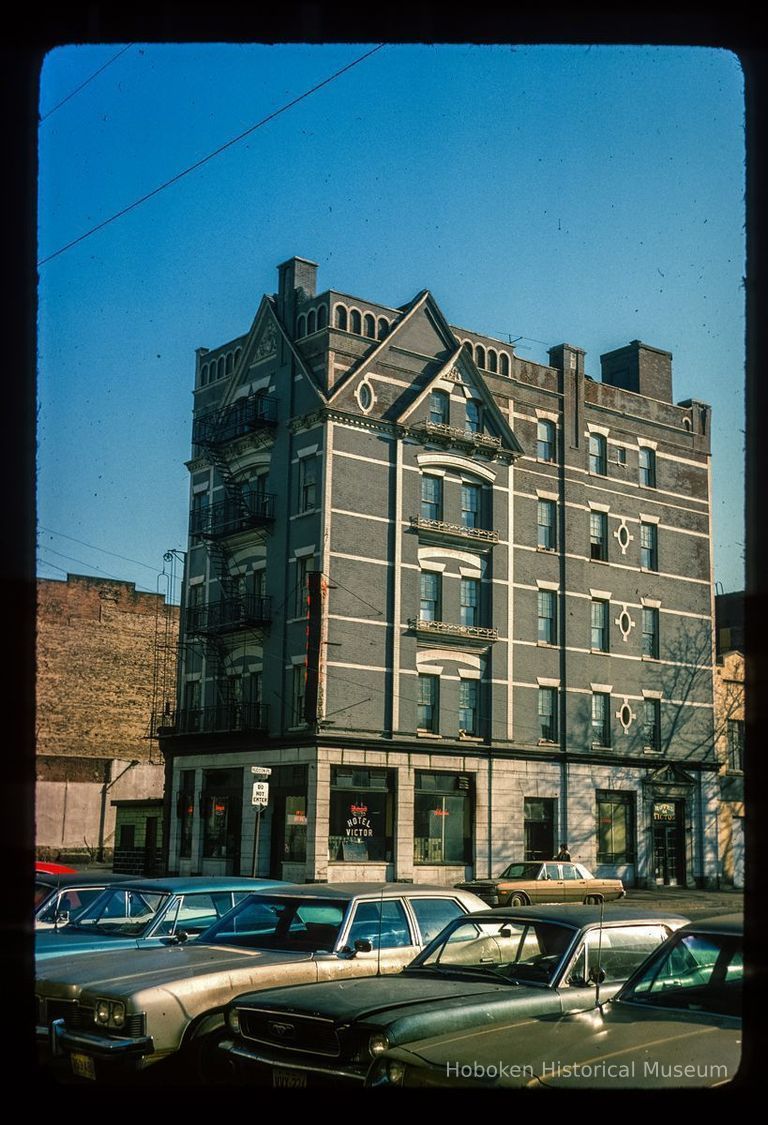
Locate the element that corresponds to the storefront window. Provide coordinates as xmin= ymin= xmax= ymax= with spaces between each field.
xmin=178 ymin=769 xmax=195 ymax=859
xmin=284 ymin=795 xmax=308 ymax=862
xmin=328 ymin=768 xmax=394 ymax=862
xmin=201 ymin=768 xmax=243 ymax=867
xmin=414 ymin=772 xmax=473 ymax=865
xmin=597 ymin=790 xmax=636 ymax=864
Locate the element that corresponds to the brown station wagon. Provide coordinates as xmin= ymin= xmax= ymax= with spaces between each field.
xmin=456 ymin=861 xmax=625 ymax=906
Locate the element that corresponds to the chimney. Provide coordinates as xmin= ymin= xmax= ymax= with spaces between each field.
xmin=276 ymin=256 xmax=318 ymax=323
xmin=600 ymin=340 xmax=673 ymax=403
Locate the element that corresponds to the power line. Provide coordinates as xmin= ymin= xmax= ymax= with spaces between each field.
xmin=38 ymin=525 xmax=176 ymax=577
xmin=40 ymin=43 xmax=135 ymax=123
xmin=38 ymin=546 xmax=158 ymax=592
xmin=38 ymin=44 xmax=385 ymax=267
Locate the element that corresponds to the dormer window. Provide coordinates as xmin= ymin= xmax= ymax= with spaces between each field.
xmin=429 ymin=391 xmax=449 ymax=426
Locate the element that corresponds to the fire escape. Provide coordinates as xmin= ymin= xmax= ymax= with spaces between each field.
xmin=174 ymin=391 xmax=279 ymax=738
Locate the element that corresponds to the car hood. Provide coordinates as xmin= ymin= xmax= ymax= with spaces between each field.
xmin=398 ymin=1001 xmax=742 ymax=1087
xmin=234 ymin=972 xmax=564 ymax=1038
xmin=36 ymin=944 xmax=319 ymax=1000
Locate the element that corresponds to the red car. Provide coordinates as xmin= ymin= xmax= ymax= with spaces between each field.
xmin=36 ymin=862 xmax=77 ymax=876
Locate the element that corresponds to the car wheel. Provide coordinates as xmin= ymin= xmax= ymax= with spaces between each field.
xmin=509 ymin=893 xmax=529 ymax=907
xmin=191 ymin=1030 xmax=232 ymax=1086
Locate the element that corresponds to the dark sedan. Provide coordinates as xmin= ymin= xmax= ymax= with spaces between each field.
xmin=366 ymin=914 xmax=742 ymax=1089
xmin=217 ymin=904 xmax=688 ymax=1088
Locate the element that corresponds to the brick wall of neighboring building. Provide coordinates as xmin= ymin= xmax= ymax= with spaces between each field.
xmin=36 ymin=574 xmax=178 ymax=861
xmin=714 ymin=647 xmax=745 ymax=887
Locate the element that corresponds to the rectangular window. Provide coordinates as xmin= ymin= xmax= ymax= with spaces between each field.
xmin=727 ymin=719 xmax=744 ymax=771
xmin=537 ymin=419 xmax=556 ymax=462
xmin=639 ymin=447 xmax=657 ymax=488
xmin=429 ymin=390 xmax=449 ymax=425
xmin=589 ymin=433 xmax=607 ymax=475
xmin=178 ymin=769 xmax=196 ymax=859
xmin=291 ymin=664 xmax=306 ymax=726
xmin=419 ymin=570 xmax=441 ymax=622
xmin=294 ymin=555 xmax=314 ymax=617
xmin=537 ymin=499 xmax=556 ymax=550
xmin=460 ymin=483 xmax=481 ymax=529
xmin=460 ymin=577 xmax=480 ymax=627
xmin=640 ymin=522 xmax=658 ymax=570
xmin=459 ymin=680 xmax=479 ymax=736
xmin=592 ymin=692 xmax=611 ymax=747
xmin=298 ymin=456 xmax=318 ymax=512
xmin=596 ymin=790 xmax=635 ymax=863
xmin=590 ymin=511 xmax=608 ymax=561
xmin=328 ymin=767 xmax=395 ymax=863
xmin=591 ymin=599 xmax=609 ymax=652
xmin=414 ymin=772 xmax=473 ymax=865
xmin=417 ymin=675 xmax=439 ymax=733
xmin=538 ymin=687 xmax=558 ymax=742
xmin=537 ymin=589 xmax=557 ymax=645
xmin=643 ymin=699 xmax=661 ymax=751
xmin=465 ymin=399 xmax=481 ymax=433
xmin=421 ymin=475 xmax=443 ymax=521
xmin=642 ymin=607 xmax=660 ymax=658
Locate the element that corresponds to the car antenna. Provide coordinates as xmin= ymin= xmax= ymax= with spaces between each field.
xmin=594 ymin=896 xmax=605 ymax=1007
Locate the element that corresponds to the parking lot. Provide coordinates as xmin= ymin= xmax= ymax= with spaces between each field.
xmin=622 ymin=885 xmax=743 ymax=917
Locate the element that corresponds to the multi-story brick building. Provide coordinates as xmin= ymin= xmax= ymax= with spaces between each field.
xmin=37 ymin=574 xmax=177 ymax=865
xmin=159 ymin=256 xmax=718 ymax=888
xmin=714 ymin=593 xmax=745 ymax=888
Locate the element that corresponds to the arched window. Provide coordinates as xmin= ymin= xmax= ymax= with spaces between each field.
xmin=297 ymin=314 xmax=307 ymax=338
xmin=217 ymin=356 xmax=225 ymax=380
xmin=317 ymin=304 xmax=327 ymax=329
xmin=200 ymin=364 xmax=209 ymax=386
xmin=307 ymin=310 xmax=317 ymax=335
xmin=335 ymin=304 xmax=348 ymax=330
xmin=225 ymin=352 xmax=233 ymax=374
xmin=488 ymin=349 xmax=498 ymax=374
xmin=363 ymin=313 xmax=376 ymax=338
xmin=462 ymin=340 xmax=472 ymax=355
xmin=234 ymin=348 xmax=242 ymax=366
xmin=475 ymin=345 xmax=486 ymax=369
xmin=377 ymin=318 xmax=388 ymax=340
xmin=500 ymin=353 xmax=510 ymax=377
xmin=350 ymin=309 xmax=362 ymax=334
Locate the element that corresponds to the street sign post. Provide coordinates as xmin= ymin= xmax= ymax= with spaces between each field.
xmin=251 ymin=766 xmax=272 ymax=777
xmin=251 ymin=778 xmax=270 ymax=878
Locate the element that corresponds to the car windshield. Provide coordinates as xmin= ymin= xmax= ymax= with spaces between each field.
xmin=199 ymin=895 xmax=349 ymax=952
xmin=411 ymin=918 xmax=575 ymax=983
xmin=618 ymin=932 xmax=743 ymax=1018
xmin=496 ymin=863 xmax=542 ymax=880
xmin=36 ymin=886 xmax=110 ymax=924
xmin=67 ymin=888 xmax=170 ymax=936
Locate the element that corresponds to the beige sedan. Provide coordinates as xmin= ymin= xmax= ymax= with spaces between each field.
xmin=456 ymin=862 xmax=625 ymax=907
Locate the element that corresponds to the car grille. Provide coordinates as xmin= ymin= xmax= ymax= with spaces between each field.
xmin=37 ymin=998 xmax=83 ymax=1027
xmin=456 ymin=884 xmax=499 ymax=906
xmin=239 ymin=1009 xmax=340 ymax=1057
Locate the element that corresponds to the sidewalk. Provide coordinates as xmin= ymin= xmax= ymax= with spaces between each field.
xmin=623 ymin=886 xmax=743 ymax=916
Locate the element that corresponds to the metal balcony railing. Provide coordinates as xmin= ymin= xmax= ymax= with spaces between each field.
xmin=164 ymin=703 xmax=270 ymax=736
xmin=409 ymin=515 xmax=499 ymax=545
xmin=413 ymin=420 xmax=502 ymax=451
xmin=191 ymin=494 xmax=276 ymax=539
xmin=408 ymin=618 xmax=499 ymax=642
xmin=192 ymin=393 xmax=278 ymax=447
xmin=185 ymin=595 xmax=272 ymax=636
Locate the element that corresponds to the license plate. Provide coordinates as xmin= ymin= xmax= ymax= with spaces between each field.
xmin=71 ymin=1052 xmax=96 ymax=1080
xmin=272 ymin=1067 xmax=307 ymax=1089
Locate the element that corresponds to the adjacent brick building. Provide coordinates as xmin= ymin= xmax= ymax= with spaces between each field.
xmin=159 ymin=256 xmax=719 ymax=889
xmin=714 ymin=592 xmax=745 ymax=888
xmin=37 ymin=574 xmax=178 ymax=864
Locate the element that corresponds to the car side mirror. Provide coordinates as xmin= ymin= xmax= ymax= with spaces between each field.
xmin=171 ymin=929 xmax=190 ymax=945
xmin=54 ymin=910 xmax=70 ymax=926
xmin=588 ymin=966 xmax=606 ymax=985
xmin=354 ymin=938 xmax=373 ymax=954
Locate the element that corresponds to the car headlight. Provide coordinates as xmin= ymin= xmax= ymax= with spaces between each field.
xmin=110 ymin=1002 xmax=126 ymax=1029
xmin=95 ymin=1000 xmax=111 ymax=1025
xmin=367 ymin=1059 xmax=405 ymax=1087
xmin=368 ymin=1033 xmax=391 ymax=1058
xmin=227 ymin=1007 xmax=241 ymax=1035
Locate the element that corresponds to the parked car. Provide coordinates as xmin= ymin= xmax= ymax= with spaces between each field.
xmin=455 ymin=860 xmax=624 ymax=906
xmin=366 ymin=913 xmax=743 ymax=1089
xmin=218 ymin=903 xmax=688 ymax=1088
xmin=35 ymin=872 xmax=131 ymax=930
xmin=36 ymin=861 xmax=77 ymax=877
xmin=40 ymin=883 xmax=485 ymax=1082
xmin=35 ymin=876 xmax=280 ymax=961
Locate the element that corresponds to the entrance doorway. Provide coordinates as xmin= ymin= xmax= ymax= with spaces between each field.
xmin=524 ymin=797 xmax=556 ymax=861
xmin=652 ymin=800 xmax=686 ymax=886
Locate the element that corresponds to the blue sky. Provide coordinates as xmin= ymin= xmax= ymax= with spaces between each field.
xmin=37 ymin=43 xmax=745 ymax=601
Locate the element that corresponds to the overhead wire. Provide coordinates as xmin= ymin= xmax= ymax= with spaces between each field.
xmin=39 ymin=43 xmax=135 ymax=122
xmin=37 ymin=43 xmax=385 ymax=267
